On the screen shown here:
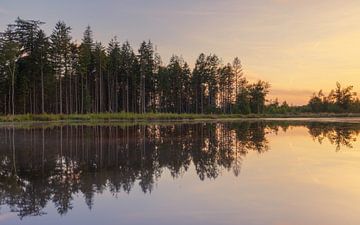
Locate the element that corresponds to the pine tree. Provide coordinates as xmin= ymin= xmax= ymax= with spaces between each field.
xmin=50 ymin=21 xmax=72 ymax=114
xmin=138 ymin=41 xmax=155 ymax=113
xmin=33 ymin=29 xmax=49 ymax=113
xmin=93 ymin=42 xmax=107 ymax=113
xmin=78 ymin=26 xmax=94 ymax=113
xmin=0 ymin=27 xmax=21 ymax=115
xmin=107 ymin=37 xmax=121 ymax=112
xmin=119 ymin=41 xmax=137 ymax=112
xmin=248 ymin=81 xmax=270 ymax=114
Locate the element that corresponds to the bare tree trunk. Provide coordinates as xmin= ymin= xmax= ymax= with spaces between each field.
xmin=126 ymin=78 xmax=129 ymax=112
xmin=66 ymin=77 xmax=69 ymax=114
xmin=201 ymin=86 xmax=204 ymax=114
xmin=195 ymin=87 xmax=198 ymax=114
xmin=142 ymin=73 xmax=146 ymax=113
xmin=115 ymin=75 xmax=118 ymax=112
xmin=41 ymin=59 xmax=45 ymax=114
xmin=8 ymin=90 xmax=11 ymax=115
xmin=59 ymin=74 xmax=63 ymax=114
xmin=81 ymin=74 xmax=84 ymax=114
xmin=4 ymin=95 xmax=7 ymax=115
xmin=100 ymin=77 xmax=102 ymax=113
xmin=10 ymin=63 xmax=15 ymax=115
xmin=99 ymin=56 xmax=103 ymax=113
xmin=108 ymin=69 xmax=111 ymax=112
xmin=23 ymin=95 xmax=25 ymax=114
xmin=70 ymin=72 xmax=73 ymax=114
xmin=55 ymin=79 xmax=58 ymax=114
xmin=29 ymin=92 xmax=32 ymax=114
xmin=33 ymin=82 xmax=36 ymax=114
xmin=75 ymin=74 xmax=78 ymax=114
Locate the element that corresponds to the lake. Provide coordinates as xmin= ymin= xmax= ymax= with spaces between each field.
xmin=0 ymin=120 xmax=360 ymax=225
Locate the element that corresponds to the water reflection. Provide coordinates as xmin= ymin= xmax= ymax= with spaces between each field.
xmin=0 ymin=121 xmax=359 ymax=219
xmin=307 ymin=123 xmax=360 ymax=150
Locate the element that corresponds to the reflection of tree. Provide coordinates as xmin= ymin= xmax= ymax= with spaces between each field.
xmin=262 ymin=121 xmax=360 ymax=152
xmin=231 ymin=122 xmax=270 ymax=157
xmin=0 ymin=121 xmax=357 ymax=218
xmin=307 ymin=123 xmax=359 ymax=151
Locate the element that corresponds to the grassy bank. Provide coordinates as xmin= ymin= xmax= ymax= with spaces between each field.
xmin=1 ymin=112 xmax=360 ymax=123
xmin=0 ymin=112 xmax=243 ymax=122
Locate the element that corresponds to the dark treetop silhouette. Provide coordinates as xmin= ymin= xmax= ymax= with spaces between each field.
xmin=2 ymin=18 xmax=360 ymax=116
xmin=0 ymin=18 xmax=271 ymax=115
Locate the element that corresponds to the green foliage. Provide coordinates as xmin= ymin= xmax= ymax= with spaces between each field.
xmin=3 ymin=18 xmax=360 ymax=117
xmin=248 ymin=80 xmax=270 ymax=114
xmin=0 ymin=18 xmax=272 ymax=116
xmin=307 ymin=83 xmax=359 ymax=113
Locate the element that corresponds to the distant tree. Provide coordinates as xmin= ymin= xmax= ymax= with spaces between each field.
xmin=78 ymin=26 xmax=94 ymax=113
xmin=308 ymin=83 xmax=358 ymax=113
xmin=68 ymin=42 xmax=79 ymax=114
xmin=233 ymin=57 xmax=245 ymax=98
xmin=93 ymin=42 xmax=107 ymax=113
xmin=157 ymin=65 xmax=170 ymax=112
xmin=218 ymin=63 xmax=235 ymax=113
xmin=191 ymin=53 xmax=220 ymax=113
xmin=12 ymin=18 xmax=50 ymax=114
xmin=206 ymin=54 xmax=220 ymax=112
xmin=167 ymin=55 xmax=189 ymax=113
xmin=0 ymin=27 xmax=21 ymax=115
xmin=138 ymin=41 xmax=155 ymax=113
xmin=50 ymin=21 xmax=72 ymax=114
xmin=107 ymin=38 xmax=121 ymax=112
xmin=248 ymin=80 xmax=270 ymax=114
xmin=308 ymin=90 xmax=325 ymax=112
xmin=33 ymin=29 xmax=50 ymax=113
xmin=330 ymin=82 xmax=356 ymax=110
xmin=236 ymin=83 xmax=250 ymax=114
xmin=191 ymin=53 xmax=206 ymax=114
xmin=119 ymin=40 xmax=136 ymax=113
xmin=181 ymin=62 xmax=192 ymax=113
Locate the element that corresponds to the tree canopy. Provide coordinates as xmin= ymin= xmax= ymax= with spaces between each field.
xmin=0 ymin=18 xmax=270 ymax=115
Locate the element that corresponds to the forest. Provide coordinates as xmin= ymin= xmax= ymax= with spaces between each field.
xmin=1 ymin=18 xmax=360 ymax=117
xmin=0 ymin=18 xmax=271 ymax=115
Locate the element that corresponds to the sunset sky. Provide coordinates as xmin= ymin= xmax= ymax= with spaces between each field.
xmin=1 ymin=0 xmax=359 ymax=105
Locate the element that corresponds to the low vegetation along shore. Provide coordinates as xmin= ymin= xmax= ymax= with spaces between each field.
xmin=1 ymin=112 xmax=360 ymax=123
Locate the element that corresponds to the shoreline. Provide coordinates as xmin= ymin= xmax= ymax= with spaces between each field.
xmin=1 ymin=112 xmax=360 ymax=124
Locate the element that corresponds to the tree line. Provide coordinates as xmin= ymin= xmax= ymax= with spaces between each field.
xmin=308 ymin=82 xmax=360 ymax=113
xmin=0 ymin=18 xmax=270 ymax=115
xmin=263 ymin=82 xmax=360 ymax=114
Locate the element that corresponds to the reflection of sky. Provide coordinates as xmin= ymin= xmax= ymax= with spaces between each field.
xmin=0 ymin=213 xmax=16 ymax=223
xmin=1 ymin=0 xmax=360 ymax=104
xmin=2 ymin=126 xmax=360 ymax=225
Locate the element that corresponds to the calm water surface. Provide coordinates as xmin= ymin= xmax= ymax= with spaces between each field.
xmin=0 ymin=121 xmax=360 ymax=225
